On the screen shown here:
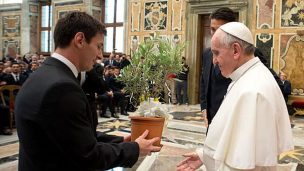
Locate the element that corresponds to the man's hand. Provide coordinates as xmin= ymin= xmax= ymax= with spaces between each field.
xmin=176 ymin=152 xmax=203 ymax=171
xmin=123 ymin=134 xmax=131 ymax=142
xmin=135 ymin=130 xmax=161 ymax=156
xmin=107 ymin=91 xmax=113 ymax=97
xmin=201 ymin=109 xmax=208 ymax=127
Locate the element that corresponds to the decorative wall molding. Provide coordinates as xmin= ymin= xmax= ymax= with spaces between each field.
xmin=187 ymin=0 xmax=248 ymax=14
xmin=131 ymin=2 xmax=141 ymax=32
xmin=256 ymin=33 xmax=273 ymax=68
xmin=256 ymin=0 xmax=275 ymax=29
xmin=2 ymin=15 xmax=20 ymax=37
xmin=54 ymin=0 xmax=83 ymax=7
xmin=172 ymin=0 xmax=183 ymax=31
xmin=0 ymin=4 xmax=22 ymax=12
xmin=144 ymin=1 xmax=168 ymax=30
xmin=281 ymin=0 xmax=304 ymax=28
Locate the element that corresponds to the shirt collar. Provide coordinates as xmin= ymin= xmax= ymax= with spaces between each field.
xmin=52 ymin=52 xmax=78 ymax=78
xmin=229 ymin=57 xmax=260 ymax=81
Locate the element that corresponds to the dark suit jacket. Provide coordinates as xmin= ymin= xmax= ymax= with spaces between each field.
xmin=282 ymin=80 xmax=291 ymax=102
xmin=109 ymin=75 xmax=125 ymax=92
xmin=15 ymin=57 xmax=139 ymax=171
xmin=3 ymin=73 xmax=27 ymax=85
xmin=104 ymin=59 xmax=120 ymax=67
xmin=200 ymin=48 xmax=231 ymax=125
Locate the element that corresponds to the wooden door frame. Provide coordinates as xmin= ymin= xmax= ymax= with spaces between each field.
xmin=185 ymin=0 xmax=251 ymax=104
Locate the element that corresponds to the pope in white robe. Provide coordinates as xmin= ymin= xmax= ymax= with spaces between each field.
xmin=177 ymin=22 xmax=294 ymax=171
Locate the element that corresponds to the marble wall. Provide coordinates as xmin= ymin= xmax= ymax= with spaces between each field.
xmin=126 ymin=0 xmax=186 ymax=55
xmin=255 ymin=0 xmax=304 ymax=96
xmin=0 ymin=4 xmax=22 ymax=58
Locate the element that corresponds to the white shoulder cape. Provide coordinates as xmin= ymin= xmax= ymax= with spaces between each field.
xmin=204 ymin=62 xmax=294 ymax=170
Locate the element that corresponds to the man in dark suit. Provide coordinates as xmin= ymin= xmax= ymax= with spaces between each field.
xmin=15 ymin=12 xmax=160 ymax=171
xmin=104 ymin=52 xmax=120 ymax=67
xmin=109 ymin=66 xmax=128 ymax=116
xmin=3 ymin=62 xmax=27 ymax=85
xmin=279 ymin=72 xmax=292 ymax=103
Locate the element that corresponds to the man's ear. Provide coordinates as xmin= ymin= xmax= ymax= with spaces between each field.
xmin=74 ymin=32 xmax=85 ymax=48
xmin=233 ymin=43 xmax=242 ymax=60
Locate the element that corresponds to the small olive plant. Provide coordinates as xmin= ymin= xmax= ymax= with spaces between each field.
xmin=117 ymin=35 xmax=186 ymax=116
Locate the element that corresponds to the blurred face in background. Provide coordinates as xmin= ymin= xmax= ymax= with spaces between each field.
xmin=114 ymin=68 xmax=120 ymax=76
xmin=280 ymin=73 xmax=287 ymax=81
xmin=31 ymin=63 xmax=39 ymax=71
xmin=210 ymin=19 xmax=227 ymax=36
xmin=115 ymin=54 xmax=120 ymax=61
xmin=11 ymin=64 xmax=21 ymax=74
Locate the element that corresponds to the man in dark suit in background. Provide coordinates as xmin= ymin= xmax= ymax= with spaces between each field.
xmin=200 ymin=8 xmax=233 ymax=128
xmin=104 ymin=52 xmax=120 ymax=67
xmin=15 ymin=12 xmax=160 ymax=171
xmin=3 ymin=62 xmax=27 ymax=85
xmin=279 ymin=71 xmax=292 ymax=103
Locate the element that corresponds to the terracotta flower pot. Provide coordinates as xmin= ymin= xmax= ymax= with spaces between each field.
xmin=130 ymin=116 xmax=165 ymax=147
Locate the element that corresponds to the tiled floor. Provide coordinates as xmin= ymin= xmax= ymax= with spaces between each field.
xmin=0 ymin=104 xmax=303 ymax=171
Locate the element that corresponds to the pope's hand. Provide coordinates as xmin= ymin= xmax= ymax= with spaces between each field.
xmin=176 ymin=152 xmax=203 ymax=171
xmin=201 ymin=110 xmax=208 ymax=127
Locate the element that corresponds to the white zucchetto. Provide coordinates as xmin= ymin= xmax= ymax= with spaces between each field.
xmin=219 ymin=22 xmax=254 ymax=45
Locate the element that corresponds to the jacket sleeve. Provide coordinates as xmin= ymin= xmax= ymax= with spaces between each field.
xmin=40 ymin=82 xmax=139 ymax=170
xmin=200 ymin=48 xmax=210 ymax=111
xmin=96 ymin=131 xmax=124 ymax=143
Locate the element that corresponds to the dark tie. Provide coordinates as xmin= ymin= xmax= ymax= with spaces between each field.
xmin=77 ymin=73 xmax=81 ymax=84
xmin=15 ymin=75 xmax=19 ymax=82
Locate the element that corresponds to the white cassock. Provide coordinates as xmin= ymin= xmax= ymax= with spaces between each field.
xmin=196 ymin=57 xmax=294 ymax=171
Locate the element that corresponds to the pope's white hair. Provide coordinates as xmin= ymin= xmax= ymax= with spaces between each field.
xmin=219 ymin=30 xmax=255 ymax=55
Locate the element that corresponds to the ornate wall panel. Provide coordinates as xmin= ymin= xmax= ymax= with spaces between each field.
xmin=92 ymin=9 xmax=101 ymax=21
xmin=131 ymin=2 xmax=141 ymax=32
xmin=281 ymin=0 xmax=304 ymax=27
xmin=280 ymin=34 xmax=304 ymax=95
xmin=92 ymin=0 xmax=101 ymax=7
xmin=2 ymin=15 xmax=20 ymax=37
xmin=130 ymin=35 xmax=139 ymax=53
xmin=30 ymin=15 xmax=38 ymax=53
xmin=127 ymin=0 xmax=186 ymax=57
xmin=171 ymin=0 xmax=182 ymax=31
xmin=256 ymin=33 xmax=273 ymax=68
xmin=257 ymin=0 xmax=274 ymax=28
xmin=29 ymin=4 xmax=38 ymax=13
xmin=2 ymin=39 xmax=20 ymax=56
xmin=144 ymin=1 xmax=168 ymax=30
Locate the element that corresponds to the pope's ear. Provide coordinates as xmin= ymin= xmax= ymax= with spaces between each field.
xmin=233 ymin=42 xmax=242 ymax=59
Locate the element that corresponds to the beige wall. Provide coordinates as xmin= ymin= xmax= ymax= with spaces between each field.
xmin=253 ymin=0 xmax=304 ymax=98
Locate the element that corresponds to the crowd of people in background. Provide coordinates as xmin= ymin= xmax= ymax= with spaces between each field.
xmin=0 ymin=43 xmax=293 ymax=137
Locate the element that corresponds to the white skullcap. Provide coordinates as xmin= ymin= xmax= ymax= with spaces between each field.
xmin=219 ymin=22 xmax=254 ymax=45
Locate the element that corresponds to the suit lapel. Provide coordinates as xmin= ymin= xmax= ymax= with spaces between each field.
xmin=44 ymin=57 xmax=96 ymax=132
xmin=205 ymin=48 xmax=213 ymax=94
